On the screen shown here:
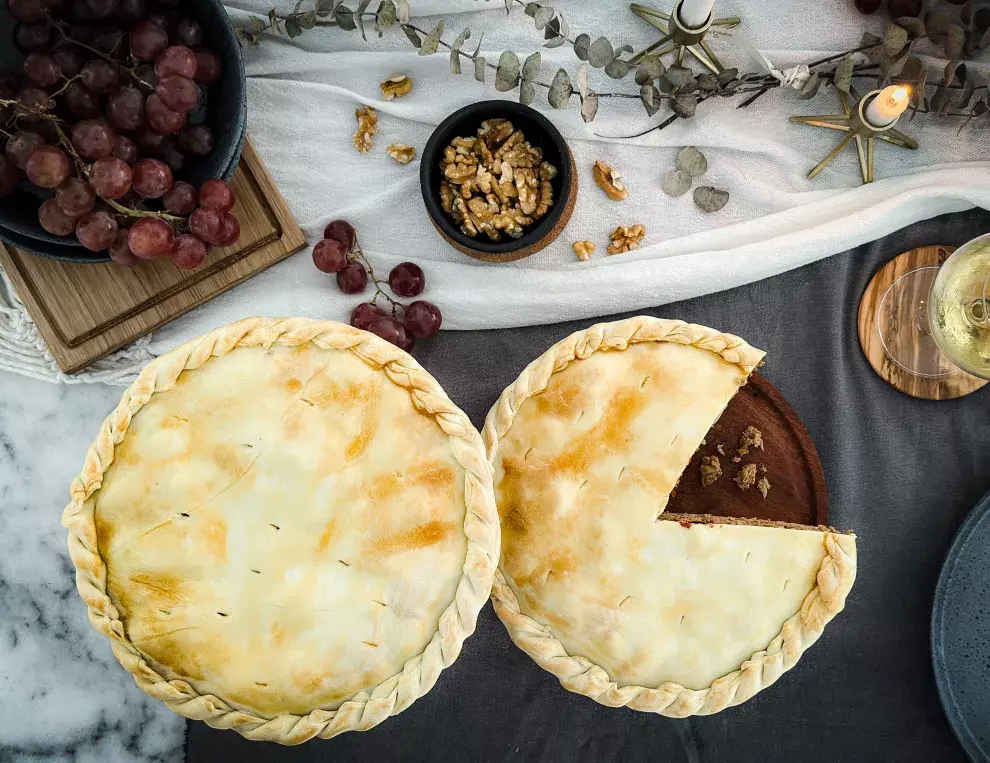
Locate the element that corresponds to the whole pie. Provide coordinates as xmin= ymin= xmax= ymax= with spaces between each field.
xmin=63 ymin=318 xmax=499 ymax=744
xmin=483 ymin=317 xmax=857 ymax=716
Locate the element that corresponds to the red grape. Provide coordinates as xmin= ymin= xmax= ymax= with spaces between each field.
xmin=888 ymin=0 xmax=921 ymax=16
xmin=7 ymin=0 xmax=48 ymax=22
xmin=81 ymin=60 xmax=120 ymax=94
xmin=130 ymin=20 xmax=169 ymax=62
xmin=25 ymin=145 xmax=70 ymax=188
xmin=155 ymin=46 xmax=197 ymax=79
xmin=367 ymin=317 xmax=413 ymax=351
xmin=351 ymin=302 xmax=386 ymax=331
xmin=132 ymin=158 xmax=172 ymax=198
xmin=65 ymin=82 xmax=101 ymax=119
xmin=193 ymin=49 xmax=221 ymax=84
xmin=146 ymin=94 xmax=186 ymax=134
xmin=90 ymin=25 xmax=124 ymax=55
xmin=108 ymin=229 xmax=139 ymax=265
xmin=71 ymin=119 xmax=116 ymax=159
xmin=324 ymin=219 xmax=355 ymax=249
xmin=216 ymin=213 xmax=239 ymax=247
xmin=156 ymin=74 xmax=199 ymax=113
xmin=6 ymin=131 xmax=44 ymax=170
xmin=14 ymin=24 xmax=52 ymax=53
xmin=85 ymin=0 xmax=117 ymax=18
xmin=133 ymin=126 xmax=167 ymax=154
xmin=336 ymin=262 xmax=368 ymax=294
xmin=23 ymin=53 xmax=61 ymax=87
xmin=146 ymin=11 xmax=168 ymax=28
xmin=313 ymin=238 xmax=348 ymax=273
xmin=88 ymin=156 xmax=132 ymax=199
xmin=107 ymin=85 xmax=146 ymax=131
xmin=171 ymin=233 xmax=207 ymax=269
xmin=178 ymin=125 xmax=212 ymax=156
xmin=113 ymin=134 xmax=137 ymax=165
xmin=163 ymin=180 xmax=196 ymax=214
xmin=38 ymin=198 xmax=78 ymax=235
xmin=403 ymin=301 xmax=442 ymax=338
xmin=51 ymin=48 xmax=84 ymax=78
xmin=114 ymin=0 xmax=144 ymax=23
xmin=160 ymin=141 xmax=186 ymax=173
xmin=75 ymin=210 xmax=117 ymax=251
xmin=198 ymin=179 xmax=233 ymax=212
xmin=15 ymin=86 xmax=52 ymax=122
xmin=56 ymin=177 xmax=96 ymax=217
xmin=174 ymin=18 xmax=203 ymax=48
xmin=389 ymin=262 xmax=425 ymax=297
xmin=0 ymin=157 xmax=20 ymax=198
xmin=132 ymin=63 xmax=157 ymax=94
xmin=128 ymin=217 xmax=174 ymax=259
xmin=188 ymin=207 xmax=223 ymax=243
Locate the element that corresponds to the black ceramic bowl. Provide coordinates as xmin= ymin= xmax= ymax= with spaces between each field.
xmin=0 ymin=0 xmax=246 ymax=263
xmin=420 ymin=100 xmax=576 ymax=263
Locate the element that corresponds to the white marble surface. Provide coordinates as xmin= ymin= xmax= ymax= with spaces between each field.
xmin=0 ymin=371 xmax=184 ymax=763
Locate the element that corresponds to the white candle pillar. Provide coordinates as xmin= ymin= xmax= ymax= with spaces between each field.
xmin=864 ymin=85 xmax=910 ymax=127
xmin=677 ymin=0 xmax=715 ymax=29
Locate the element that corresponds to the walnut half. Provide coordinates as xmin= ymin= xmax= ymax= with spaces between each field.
xmin=606 ymin=224 xmax=646 ymax=254
xmin=387 ymin=143 xmax=416 ymax=164
xmin=380 ymin=74 xmax=413 ymax=100
xmin=353 ymin=105 xmax=378 ymax=154
xmin=572 ymin=240 xmax=595 ymax=261
xmin=593 ymin=160 xmax=627 ymax=201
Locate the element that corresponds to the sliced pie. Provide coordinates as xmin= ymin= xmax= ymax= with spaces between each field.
xmin=484 ymin=317 xmax=857 ymax=716
xmin=63 ymin=318 xmax=499 ymax=744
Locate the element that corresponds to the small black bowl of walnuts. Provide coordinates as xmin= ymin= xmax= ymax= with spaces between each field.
xmin=420 ymin=100 xmax=576 ymax=263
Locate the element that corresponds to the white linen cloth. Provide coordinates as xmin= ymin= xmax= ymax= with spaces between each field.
xmin=2 ymin=0 xmax=989 ymax=383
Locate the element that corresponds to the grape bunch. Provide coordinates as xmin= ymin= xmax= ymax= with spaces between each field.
xmin=315 ymin=220 xmax=442 ymax=351
xmin=0 ymin=0 xmax=237 ymax=268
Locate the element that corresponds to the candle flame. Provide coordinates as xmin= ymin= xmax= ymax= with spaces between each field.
xmin=890 ymin=86 xmax=910 ymax=104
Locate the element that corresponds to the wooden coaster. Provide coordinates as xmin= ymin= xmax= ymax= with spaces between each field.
xmin=858 ymin=245 xmax=989 ymax=400
xmin=666 ymin=372 xmax=829 ymax=527
xmin=0 ymin=139 xmax=306 ymax=374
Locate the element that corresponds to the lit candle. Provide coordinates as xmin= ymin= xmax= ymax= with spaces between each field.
xmin=677 ymin=0 xmax=715 ymax=28
xmin=864 ymin=85 xmax=910 ymax=127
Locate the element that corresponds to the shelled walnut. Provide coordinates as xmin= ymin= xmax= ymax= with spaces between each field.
xmin=593 ymin=160 xmax=627 ymax=201
xmin=438 ymin=119 xmax=558 ymax=242
xmin=572 ymin=240 xmax=595 ymax=261
xmin=606 ymin=224 xmax=646 ymax=254
xmin=380 ymin=74 xmax=413 ymax=100
xmin=353 ymin=105 xmax=378 ymax=153
xmin=387 ymin=144 xmax=416 ymax=164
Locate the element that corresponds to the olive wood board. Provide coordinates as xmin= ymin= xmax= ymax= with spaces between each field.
xmin=665 ymin=372 xmax=829 ymax=528
xmin=857 ymin=245 xmax=988 ymax=401
xmin=0 ymin=139 xmax=306 ymax=375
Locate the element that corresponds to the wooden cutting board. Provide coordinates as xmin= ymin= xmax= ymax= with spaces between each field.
xmin=0 ymin=139 xmax=306 ymax=374
xmin=665 ymin=372 xmax=830 ymax=527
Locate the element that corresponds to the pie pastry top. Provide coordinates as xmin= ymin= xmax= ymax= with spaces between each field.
xmin=484 ymin=317 xmax=857 ymax=717
xmin=63 ymin=318 xmax=499 ymax=745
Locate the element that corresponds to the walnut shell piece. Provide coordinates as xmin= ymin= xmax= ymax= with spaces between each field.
xmin=387 ymin=143 xmax=416 ymax=164
xmin=380 ymin=74 xmax=413 ymax=100
xmin=353 ymin=105 xmax=378 ymax=154
xmin=606 ymin=224 xmax=646 ymax=254
xmin=572 ymin=240 xmax=595 ymax=261
xmin=593 ymin=160 xmax=627 ymax=201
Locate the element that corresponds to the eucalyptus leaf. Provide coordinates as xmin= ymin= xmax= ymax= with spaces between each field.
xmin=883 ymin=23 xmax=908 ymax=56
xmin=534 ymin=6 xmax=554 ymax=30
xmin=605 ymin=58 xmax=631 ymax=79
xmin=551 ymin=13 xmax=568 ymax=40
xmin=396 ymin=0 xmax=410 ymax=23
xmin=472 ymin=33 xmax=484 ymax=59
xmin=519 ymin=80 xmax=536 ymax=105
xmin=475 ymin=56 xmax=487 ymax=82
xmin=960 ymin=3 xmax=975 ymax=26
xmin=925 ymin=10 xmax=951 ymax=36
xmin=358 ymin=0 xmax=372 ymax=13
xmin=834 ymin=56 xmax=853 ymax=93
xmin=716 ymin=68 xmax=738 ymax=86
xmin=580 ymin=93 xmax=598 ymax=122
xmin=676 ymin=146 xmax=707 ymax=178
xmin=574 ymin=34 xmax=591 ymax=61
xmin=419 ymin=20 xmax=443 ymax=55
xmin=657 ymin=76 xmax=672 ymax=93
xmin=285 ymin=17 xmax=302 ymax=37
xmin=587 ymin=37 xmax=614 ymax=68
xmin=697 ymin=73 xmax=717 ymax=93
xmin=861 ymin=32 xmax=884 ymax=65
xmin=316 ymin=0 xmax=335 ymax=16
xmin=931 ymin=83 xmax=949 ymax=113
xmin=672 ymin=93 xmax=697 ymax=118
xmin=635 ymin=58 xmax=665 ymax=86
xmin=524 ymin=2 xmax=539 ymax=17
xmin=981 ymin=26 xmax=990 ymax=50
xmin=640 ymin=83 xmax=659 ymax=115
xmin=665 ymin=66 xmax=696 ymax=89
xmin=522 ymin=52 xmax=541 ymax=81
xmin=797 ymin=72 xmax=822 ymax=100
xmin=496 ymin=51 xmax=521 ymax=92
xmin=401 ymin=24 xmax=422 ymax=47
xmin=898 ymin=56 xmax=923 ymax=84
xmin=912 ymin=68 xmax=927 ymax=109
xmin=450 ymin=28 xmax=470 ymax=74
xmin=693 ymin=185 xmax=729 ymax=213
xmin=548 ymin=68 xmax=572 ymax=108
xmin=957 ymin=79 xmax=976 ymax=110
xmin=894 ymin=16 xmax=924 ymax=37
xmin=944 ymin=25 xmax=966 ymax=59
xmin=661 ymin=169 xmax=691 ymax=197
xmin=297 ymin=11 xmax=317 ymax=29
xmin=577 ymin=63 xmax=590 ymax=98
xmin=944 ymin=60 xmax=964 ymax=86
xmin=375 ymin=0 xmax=396 ymax=32
xmin=544 ymin=35 xmax=566 ymax=49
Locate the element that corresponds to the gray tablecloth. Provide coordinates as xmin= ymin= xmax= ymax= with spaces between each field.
xmin=188 ymin=208 xmax=990 ymax=762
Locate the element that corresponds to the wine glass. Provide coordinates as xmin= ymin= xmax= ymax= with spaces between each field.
xmin=876 ymin=233 xmax=990 ymax=381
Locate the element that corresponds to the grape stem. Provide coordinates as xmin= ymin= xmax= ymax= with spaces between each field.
xmin=104 ymin=198 xmax=186 ymax=223
xmin=348 ymin=237 xmax=402 ymax=317
xmin=48 ymin=17 xmax=156 ymax=92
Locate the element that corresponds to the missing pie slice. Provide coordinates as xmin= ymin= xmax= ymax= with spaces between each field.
xmin=483 ymin=316 xmax=856 ymax=717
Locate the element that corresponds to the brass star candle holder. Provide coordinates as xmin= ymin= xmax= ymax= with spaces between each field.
xmin=790 ymin=86 xmax=919 ymax=184
xmin=629 ymin=1 xmax=740 ymax=73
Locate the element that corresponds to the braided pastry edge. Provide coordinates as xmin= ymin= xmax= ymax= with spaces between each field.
xmin=62 ymin=317 xmax=500 ymax=745
xmin=482 ymin=315 xmax=857 ymax=717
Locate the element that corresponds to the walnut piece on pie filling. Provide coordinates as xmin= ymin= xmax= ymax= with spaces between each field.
xmin=737 ymin=425 xmax=764 ymax=456
xmin=438 ymin=119 xmax=558 ymax=242
xmin=593 ymin=160 xmax=627 ymax=201
xmin=380 ymin=74 xmax=413 ymax=100
xmin=757 ymin=476 xmax=771 ymax=499
xmin=387 ymin=143 xmax=416 ymax=164
xmin=700 ymin=455 xmax=722 ymax=488
xmin=353 ymin=105 xmax=378 ymax=153
xmin=735 ymin=463 xmax=757 ymax=491
xmin=607 ymin=224 xmax=646 ymax=254
xmin=572 ymin=240 xmax=595 ymax=261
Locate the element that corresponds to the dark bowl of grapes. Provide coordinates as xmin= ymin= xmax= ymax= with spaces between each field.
xmin=0 ymin=0 xmax=246 ymax=266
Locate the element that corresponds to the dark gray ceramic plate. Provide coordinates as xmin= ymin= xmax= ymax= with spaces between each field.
xmin=932 ymin=489 xmax=990 ymax=763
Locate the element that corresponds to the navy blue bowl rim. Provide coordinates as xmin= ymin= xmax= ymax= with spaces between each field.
xmin=419 ymin=100 xmax=573 ymax=255
xmin=931 ymin=487 xmax=990 ymax=763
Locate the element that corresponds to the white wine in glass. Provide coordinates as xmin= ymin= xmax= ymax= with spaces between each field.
xmin=929 ymin=233 xmax=990 ymax=379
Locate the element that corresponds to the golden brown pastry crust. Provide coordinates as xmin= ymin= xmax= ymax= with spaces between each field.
xmin=483 ymin=316 xmax=856 ymax=717
xmin=63 ymin=318 xmax=499 ymax=745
